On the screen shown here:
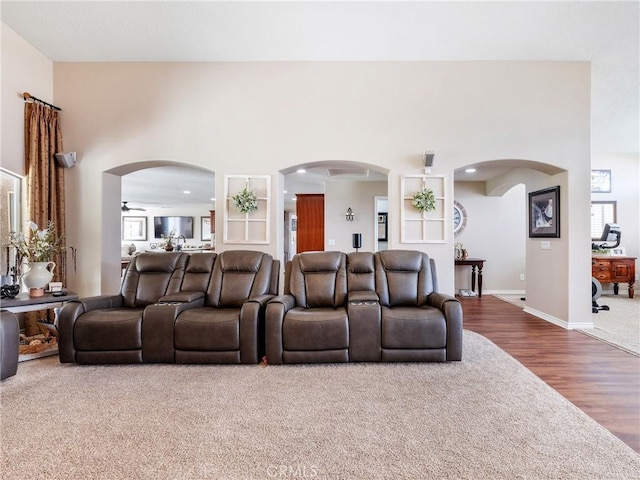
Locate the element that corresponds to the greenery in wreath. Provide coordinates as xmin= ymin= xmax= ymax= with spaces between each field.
xmin=232 ymin=186 xmax=259 ymax=214
xmin=411 ymin=188 xmax=436 ymax=212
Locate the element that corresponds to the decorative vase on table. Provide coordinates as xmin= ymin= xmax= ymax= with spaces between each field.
xmin=21 ymin=261 xmax=56 ymax=297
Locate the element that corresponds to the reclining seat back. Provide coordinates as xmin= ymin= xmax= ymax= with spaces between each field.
xmin=181 ymin=253 xmax=217 ymax=293
xmin=346 ymin=252 xmax=376 ymax=292
xmin=67 ymin=252 xmax=188 ymax=364
xmin=174 ymin=250 xmax=275 ymax=364
xmin=279 ymin=251 xmax=349 ymax=363
xmin=205 ymin=251 xmax=274 ymax=307
xmin=374 ymin=250 xmax=447 ymax=362
xmin=121 ymin=252 xmax=188 ymax=307
xmin=290 ymin=251 xmax=347 ymax=308
xmin=375 ymin=250 xmax=435 ymax=307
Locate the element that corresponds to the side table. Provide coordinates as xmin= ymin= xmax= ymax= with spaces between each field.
xmin=455 ymin=258 xmax=486 ymax=298
xmin=0 ymin=291 xmax=79 ymax=361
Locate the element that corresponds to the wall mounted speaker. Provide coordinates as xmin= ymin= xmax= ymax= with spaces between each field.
xmin=424 ymin=151 xmax=435 ymax=167
xmin=55 ymin=151 xmax=76 ymax=168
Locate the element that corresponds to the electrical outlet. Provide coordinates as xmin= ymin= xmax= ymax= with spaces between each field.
xmin=540 ymin=241 xmax=551 ymax=250
xmin=328 ymin=239 xmax=335 ymax=246
xmin=520 ymin=274 xmax=525 ymax=281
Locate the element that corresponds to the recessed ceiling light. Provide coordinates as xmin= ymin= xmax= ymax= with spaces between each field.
xmin=465 ymin=168 xmax=476 ymax=173
xmin=183 ymin=190 xmax=191 ymax=194
xmin=297 ymin=169 xmax=306 ymax=174
xmin=283 ymin=190 xmax=288 ymax=194
xmin=292 ymin=197 xmax=297 ymax=201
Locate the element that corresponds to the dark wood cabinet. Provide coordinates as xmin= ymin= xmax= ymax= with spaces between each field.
xmin=592 ymin=256 xmax=636 ymax=298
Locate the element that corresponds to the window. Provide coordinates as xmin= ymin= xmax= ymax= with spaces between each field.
xmin=591 ymin=201 xmax=616 ymax=239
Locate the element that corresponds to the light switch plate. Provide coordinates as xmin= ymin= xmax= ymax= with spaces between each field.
xmin=540 ymin=241 xmax=551 ymax=250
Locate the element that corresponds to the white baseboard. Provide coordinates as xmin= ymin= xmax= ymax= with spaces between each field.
xmin=523 ymin=306 xmax=594 ymax=330
xmin=484 ymin=290 xmax=526 ymax=296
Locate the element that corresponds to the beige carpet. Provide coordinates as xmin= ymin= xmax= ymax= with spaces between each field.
xmin=580 ymin=294 xmax=640 ymax=356
xmin=1 ymin=331 xmax=638 ymax=480
xmin=494 ymin=293 xmax=640 ymax=356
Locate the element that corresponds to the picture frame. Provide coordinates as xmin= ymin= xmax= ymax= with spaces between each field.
xmin=591 ymin=170 xmax=611 ymax=193
xmin=610 ymin=247 xmax=626 ymax=257
xmin=122 ymin=216 xmax=147 ymax=241
xmin=201 ymin=216 xmax=212 ymax=241
xmin=377 ymin=213 xmax=388 ymax=241
xmin=528 ymin=186 xmax=560 ymax=238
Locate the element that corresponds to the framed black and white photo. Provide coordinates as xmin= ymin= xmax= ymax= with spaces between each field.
xmin=122 ymin=216 xmax=147 ymax=241
xmin=529 ymin=186 xmax=560 ymax=238
xmin=591 ymin=170 xmax=611 ymax=193
xmin=610 ymin=247 xmax=626 ymax=257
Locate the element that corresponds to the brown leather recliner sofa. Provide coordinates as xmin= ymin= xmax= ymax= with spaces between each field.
xmin=58 ymin=250 xmax=279 ymax=364
xmin=265 ymin=250 xmax=462 ymax=364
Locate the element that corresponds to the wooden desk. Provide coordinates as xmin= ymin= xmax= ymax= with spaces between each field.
xmin=455 ymin=258 xmax=486 ymax=298
xmin=592 ymin=256 xmax=636 ymax=298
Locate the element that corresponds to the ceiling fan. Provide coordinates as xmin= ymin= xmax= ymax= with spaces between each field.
xmin=121 ymin=201 xmax=146 ymax=212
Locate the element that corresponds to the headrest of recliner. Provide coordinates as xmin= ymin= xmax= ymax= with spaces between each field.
xmin=135 ymin=252 xmax=184 ymax=273
xmin=298 ymin=251 xmax=342 ymax=272
xmin=219 ymin=250 xmax=268 ymax=272
xmin=378 ymin=250 xmax=426 ymax=272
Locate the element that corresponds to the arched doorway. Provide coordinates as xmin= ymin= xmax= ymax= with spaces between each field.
xmin=101 ymin=161 xmax=215 ymax=293
xmin=280 ymin=160 xmax=389 ymax=260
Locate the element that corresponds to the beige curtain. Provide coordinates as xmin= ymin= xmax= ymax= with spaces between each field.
xmin=24 ymin=102 xmax=67 ymax=285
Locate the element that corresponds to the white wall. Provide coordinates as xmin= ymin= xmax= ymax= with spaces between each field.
xmin=1 ymin=23 xmax=53 ymax=175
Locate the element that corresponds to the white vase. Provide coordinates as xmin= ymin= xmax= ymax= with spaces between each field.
xmin=22 ymin=261 xmax=56 ymax=297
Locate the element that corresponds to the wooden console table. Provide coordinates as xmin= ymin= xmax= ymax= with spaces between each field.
xmin=455 ymin=258 xmax=486 ymax=298
xmin=592 ymin=256 xmax=636 ymax=298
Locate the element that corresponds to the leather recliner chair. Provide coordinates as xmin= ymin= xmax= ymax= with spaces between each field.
xmin=374 ymin=250 xmax=463 ymax=361
xmin=266 ymin=251 xmax=349 ymax=364
xmin=172 ymin=250 xmax=277 ymax=364
xmin=58 ymin=252 xmax=188 ymax=364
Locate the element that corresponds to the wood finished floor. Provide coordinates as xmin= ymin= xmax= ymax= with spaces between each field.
xmin=461 ymin=295 xmax=640 ymax=453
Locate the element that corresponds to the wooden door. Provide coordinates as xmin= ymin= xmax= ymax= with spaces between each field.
xmin=296 ymin=194 xmax=324 ymax=253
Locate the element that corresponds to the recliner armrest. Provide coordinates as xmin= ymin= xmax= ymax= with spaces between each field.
xmin=265 ymin=294 xmax=296 ymax=364
xmin=427 ymin=292 xmax=459 ymax=311
xmin=158 ymin=291 xmax=205 ymax=303
xmin=74 ymin=294 xmax=124 ymax=313
xmin=427 ymin=292 xmax=463 ymax=361
xmin=348 ymin=290 xmax=379 ymax=303
xmin=267 ymin=294 xmax=296 ymax=312
xmin=245 ymin=294 xmax=276 ymax=308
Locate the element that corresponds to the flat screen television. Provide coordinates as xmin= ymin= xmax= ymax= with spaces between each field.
xmin=154 ymin=216 xmax=194 ymax=239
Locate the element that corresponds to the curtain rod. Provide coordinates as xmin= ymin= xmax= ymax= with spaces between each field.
xmin=22 ymin=92 xmax=62 ymax=111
